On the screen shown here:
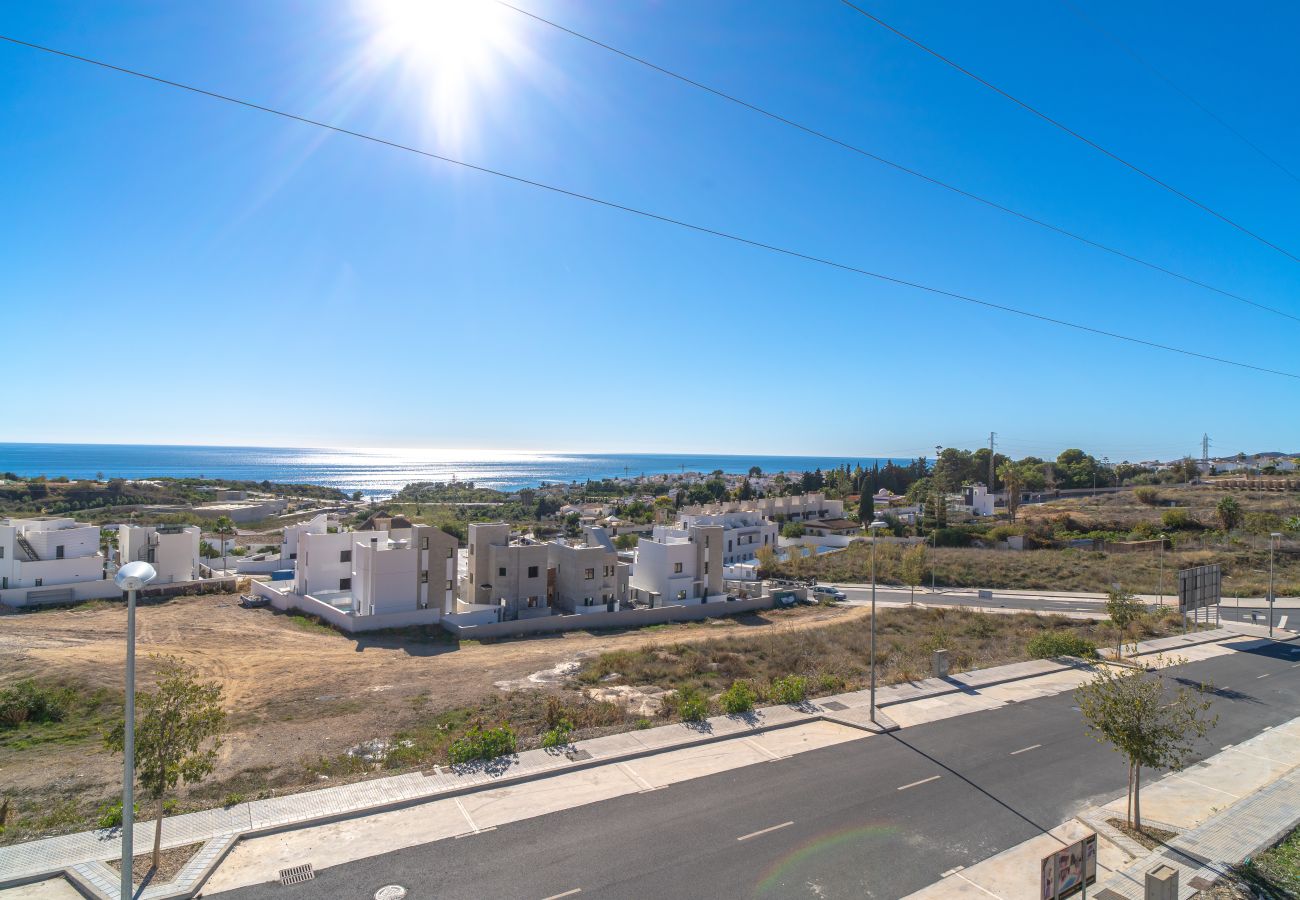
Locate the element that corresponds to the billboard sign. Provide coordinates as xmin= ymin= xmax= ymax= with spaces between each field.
xmin=1041 ymin=833 xmax=1097 ymax=900
xmin=1178 ymin=564 xmax=1222 ymax=611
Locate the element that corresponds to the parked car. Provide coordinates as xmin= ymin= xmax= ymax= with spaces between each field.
xmin=810 ymin=585 xmax=846 ymax=601
xmin=239 ymin=593 xmax=269 ymax=609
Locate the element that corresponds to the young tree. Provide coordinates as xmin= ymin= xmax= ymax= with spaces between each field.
xmin=1074 ymin=659 xmax=1216 ymax=831
xmin=212 ymin=515 xmax=236 ymax=573
xmin=105 ymin=656 xmax=226 ymax=871
xmin=755 ymin=545 xmax=778 ymax=578
xmin=1216 ymin=496 xmax=1242 ymax=532
xmin=1105 ymin=588 xmax=1145 ymax=659
xmin=900 ymin=543 xmax=927 ymax=605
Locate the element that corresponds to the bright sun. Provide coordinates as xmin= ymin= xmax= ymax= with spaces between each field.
xmin=354 ymin=0 xmax=524 ymax=148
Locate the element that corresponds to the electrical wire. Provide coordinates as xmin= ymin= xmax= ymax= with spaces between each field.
xmin=1060 ymin=0 xmax=1300 ymax=188
xmin=2 ymin=32 xmax=1296 ymax=381
xmin=839 ymin=1 xmax=1300 ymax=265
xmin=493 ymin=0 xmax=1298 ymax=323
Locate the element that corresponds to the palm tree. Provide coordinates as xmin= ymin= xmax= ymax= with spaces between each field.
xmin=99 ymin=527 xmax=118 ymax=577
xmin=213 ymin=516 xmax=235 ymax=573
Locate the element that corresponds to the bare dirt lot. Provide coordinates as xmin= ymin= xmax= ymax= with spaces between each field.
xmin=0 ymin=593 xmax=864 ymax=841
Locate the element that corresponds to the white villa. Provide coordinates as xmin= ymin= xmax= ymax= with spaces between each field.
xmin=0 ymin=517 xmax=104 ymax=597
xmin=629 ymin=522 xmax=724 ymax=607
xmin=117 ymin=523 xmax=200 ymax=584
xmin=674 ymin=511 xmax=777 ymax=567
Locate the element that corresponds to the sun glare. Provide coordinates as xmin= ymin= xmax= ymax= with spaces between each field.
xmin=355 ymin=0 xmax=525 ymax=148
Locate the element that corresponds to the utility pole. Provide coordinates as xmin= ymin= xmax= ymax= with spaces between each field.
xmin=1202 ymin=433 xmax=1211 ymax=473
xmin=988 ymin=431 xmax=996 ymax=492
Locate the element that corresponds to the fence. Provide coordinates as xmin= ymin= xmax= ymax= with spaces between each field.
xmin=441 ymin=593 xmax=778 ymax=640
xmin=1 ymin=575 xmax=237 ymax=609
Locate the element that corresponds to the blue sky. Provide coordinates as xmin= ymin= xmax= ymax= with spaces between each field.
xmin=3 ymin=0 xmax=1298 ymax=462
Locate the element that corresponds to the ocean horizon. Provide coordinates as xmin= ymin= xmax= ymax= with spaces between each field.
xmin=0 ymin=443 xmax=917 ymax=498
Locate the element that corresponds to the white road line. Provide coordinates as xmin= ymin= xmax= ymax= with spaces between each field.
xmin=1257 ymin=673 xmax=1270 ymax=679
xmin=1221 ymin=744 xmax=1235 ymax=750
xmin=453 ymin=797 xmax=480 ymax=833
xmin=1280 ymin=615 xmax=1289 ymax=628
xmin=1009 ymin=744 xmax=1042 ymax=755
xmin=737 ymin=821 xmax=795 ymax=842
xmin=541 ymin=890 xmax=582 ymax=900
xmin=898 ymin=775 xmax=942 ymax=791
xmin=953 ymin=871 xmax=1003 ymax=899
xmin=940 ymin=865 xmax=966 ymax=878
xmin=618 ymin=762 xmax=656 ymax=792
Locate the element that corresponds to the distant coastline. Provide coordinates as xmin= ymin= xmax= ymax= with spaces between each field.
xmin=0 ymin=443 xmax=915 ymax=498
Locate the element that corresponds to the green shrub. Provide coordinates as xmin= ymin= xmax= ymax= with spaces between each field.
xmin=667 ymin=687 xmax=710 ymax=722
xmin=720 ymin=681 xmax=757 ymax=714
xmin=0 ymin=680 xmax=72 ymax=728
xmin=768 ymin=674 xmax=808 ymax=704
xmin=780 ymin=522 xmax=805 ymax=539
xmin=933 ymin=527 xmax=972 ymax=548
xmin=448 ymin=724 xmax=517 ymax=764
xmin=1026 ymin=632 xmax=1098 ymax=660
xmin=96 ymin=800 xmax=137 ymax=829
xmin=1133 ymin=487 xmax=1160 ymax=506
xmin=222 ymin=793 xmax=244 ymax=808
xmin=1160 ymin=508 xmax=1198 ymax=530
xmin=540 ymin=719 xmax=573 ymax=748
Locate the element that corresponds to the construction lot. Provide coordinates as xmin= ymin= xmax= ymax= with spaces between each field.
xmin=0 ymin=593 xmax=863 ymax=842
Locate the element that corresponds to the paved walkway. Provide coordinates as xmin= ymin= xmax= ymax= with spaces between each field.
xmin=0 ymin=629 xmax=1243 ymax=899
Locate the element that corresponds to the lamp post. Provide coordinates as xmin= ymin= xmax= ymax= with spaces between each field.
xmin=868 ymin=516 xmax=887 ymax=723
xmin=1269 ymin=533 xmax=1281 ymax=638
xmin=113 ymin=561 xmax=156 ymax=900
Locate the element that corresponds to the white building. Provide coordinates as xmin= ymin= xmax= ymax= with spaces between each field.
xmin=117 ymin=524 xmax=200 ymax=584
xmin=0 ymin=517 xmax=104 ymax=593
xmin=675 ymin=511 xmax=777 ymax=567
xmin=957 ymin=484 xmax=996 ymax=517
xmin=629 ymin=523 xmax=724 ymax=607
xmin=681 ymin=492 xmax=844 ymax=522
xmin=294 ymin=515 xmax=457 ymax=620
xmin=548 ymin=538 xmax=630 ymax=615
xmin=281 ymin=512 xmax=342 ymax=564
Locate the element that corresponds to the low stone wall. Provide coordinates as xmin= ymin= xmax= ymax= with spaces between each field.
xmin=250 ymin=581 xmax=441 ymax=632
xmin=442 ymin=594 xmax=777 ymax=639
xmin=1 ymin=576 xmax=237 ymax=609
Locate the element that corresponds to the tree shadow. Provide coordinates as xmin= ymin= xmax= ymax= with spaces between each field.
xmin=1170 ymin=676 xmax=1262 ymax=704
xmin=450 ymin=753 xmax=519 ymax=778
xmin=682 ymin=719 xmax=714 ymax=735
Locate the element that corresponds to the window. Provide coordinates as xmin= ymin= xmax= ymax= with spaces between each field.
xmin=447 ymin=548 xmax=454 ymax=558
xmin=340 ymin=577 xmax=351 ymax=590
xmin=35 ymin=578 xmax=43 ymax=587
xmin=420 ymin=570 xmax=428 ymax=583
xmin=498 ymin=567 xmax=507 ymax=577
xmin=0 ymin=546 xmax=5 ymax=558
xmin=445 ymin=579 xmax=453 ymax=590
xmin=527 ymin=596 xmax=539 ymax=608
xmin=55 ymin=545 xmax=64 ymax=559
xmin=673 ymin=562 xmax=683 ymax=574
xmin=604 ymin=565 xmax=615 ymax=577
xmin=527 ymin=565 xmax=539 ymax=578
xmin=583 ymin=597 xmax=594 ymax=606
xmin=289 ymin=552 xmax=297 ymax=560
xmin=677 ymin=589 xmax=687 ymax=600
xmin=727 ymin=540 xmax=732 ymax=552
xmin=421 ymin=537 xmax=429 ymax=550
xmin=584 ymin=568 xmax=595 ymax=580
xmin=340 ymin=550 xmax=351 ymax=563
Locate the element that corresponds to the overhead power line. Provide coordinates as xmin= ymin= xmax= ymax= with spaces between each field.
xmin=1060 ymin=0 xmax=1300 ymax=188
xmin=839 ymin=1 xmax=1300 ymax=265
xmin=494 ymin=0 xmax=1296 ymax=323
xmin=2 ymin=33 xmax=1296 ymax=381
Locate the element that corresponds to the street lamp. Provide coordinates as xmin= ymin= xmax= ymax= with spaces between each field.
xmin=1269 ymin=533 xmax=1282 ymax=638
xmin=113 ymin=560 xmax=156 ymax=900
xmin=868 ymin=516 xmax=888 ymax=723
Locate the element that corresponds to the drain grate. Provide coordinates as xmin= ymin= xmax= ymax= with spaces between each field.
xmin=279 ymin=864 xmax=316 ymax=886
xmin=820 ymin=701 xmax=848 ymax=711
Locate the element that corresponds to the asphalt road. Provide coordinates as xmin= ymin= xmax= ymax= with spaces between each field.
xmin=841 ymin=587 xmax=1300 ymax=633
xmin=214 ymin=637 xmax=1300 ymax=900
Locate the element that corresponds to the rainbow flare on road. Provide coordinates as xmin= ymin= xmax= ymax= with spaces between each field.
xmin=753 ymin=823 xmax=901 ymax=895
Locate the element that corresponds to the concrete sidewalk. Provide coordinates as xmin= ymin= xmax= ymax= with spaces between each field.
xmin=0 ymin=629 xmax=1245 ymax=899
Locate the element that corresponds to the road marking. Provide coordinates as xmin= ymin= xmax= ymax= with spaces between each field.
xmin=898 ymin=775 xmax=942 ymax=791
xmin=1221 ymin=745 xmax=1235 ymax=750
xmin=1257 ymin=673 xmax=1269 ymax=679
xmin=541 ymin=891 xmax=582 ymax=900
xmin=737 ymin=821 xmax=795 ymax=842
xmin=1280 ymin=616 xmax=1289 ymax=628
xmin=1009 ymin=744 xmax=1042 ymax=755
xmin=453 ymin=797 xmax=480 ymax=833
xmin=940 ymin=865 xmax=966 ymax=878
xmin=618 ymin=762 xmax=656 ymax=792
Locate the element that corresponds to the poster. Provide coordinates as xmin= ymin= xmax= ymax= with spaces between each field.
xmin=1041 ymin=833 xmax=1097 ymax=900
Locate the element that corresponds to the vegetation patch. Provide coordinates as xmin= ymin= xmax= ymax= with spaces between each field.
xmin=1232 ymin=823 xmax=1300 ymax=898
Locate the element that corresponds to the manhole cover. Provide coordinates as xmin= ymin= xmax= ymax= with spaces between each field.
xmin=279 ymin=863 xmax=315 ymax=885
xmin=375 ymin=886 xmax=408 ymax=900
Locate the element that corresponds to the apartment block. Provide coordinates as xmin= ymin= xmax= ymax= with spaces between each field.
xmin=0 ymin=517 xmax=104 ymax=592
xmin=117 ymin=524 xmax=200 ymax=584
xmin=629 ymin=523 xmax=724 ymax=607
xmin=464 ymin=523 xmax=551 ymax=620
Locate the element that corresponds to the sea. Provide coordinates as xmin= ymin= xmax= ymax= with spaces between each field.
xmin=0 ymin=444 xmax=914 ymax=499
